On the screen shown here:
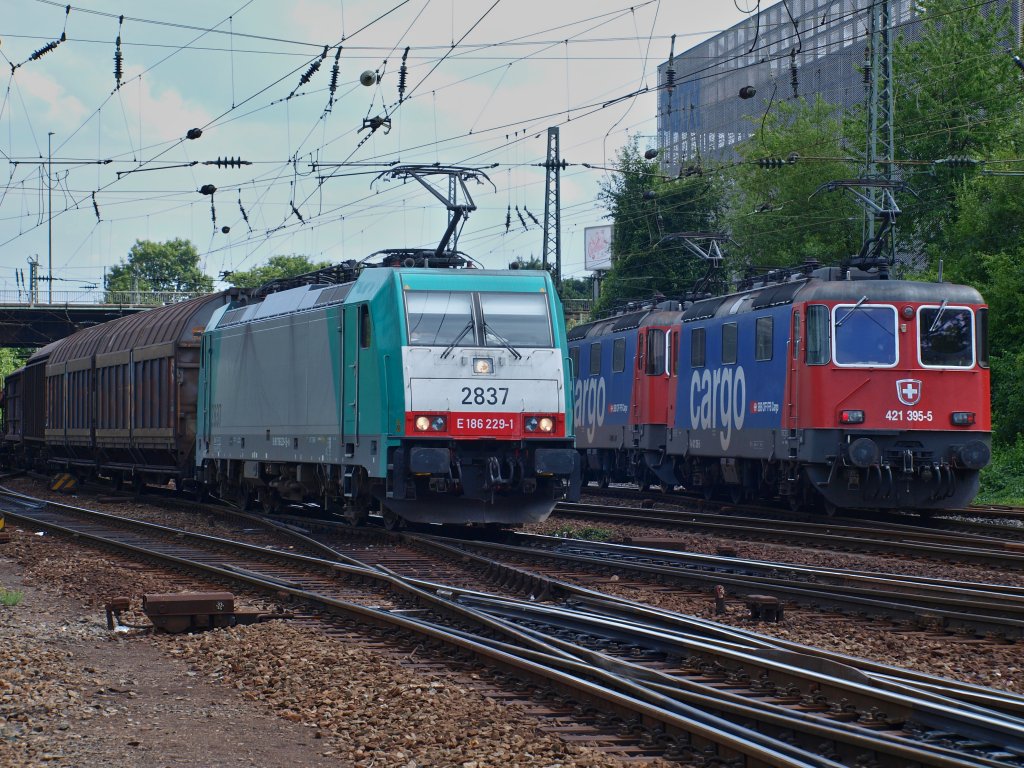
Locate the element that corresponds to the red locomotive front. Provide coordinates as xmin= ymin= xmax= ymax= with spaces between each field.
xmin=787 ymin=280 xmax=990 ymax=512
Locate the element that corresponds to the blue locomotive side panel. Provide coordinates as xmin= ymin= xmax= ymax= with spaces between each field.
xmin=571 ymin=331 xmax=637 ymax=449
xmin=672 ymin=302 xmax=790 ymax=459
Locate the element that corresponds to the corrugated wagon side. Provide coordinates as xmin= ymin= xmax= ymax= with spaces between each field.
xmin=41 ymin=292 xmax=233 ymax=486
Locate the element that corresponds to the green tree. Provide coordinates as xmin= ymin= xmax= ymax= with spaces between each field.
xmin=0 ymin=348 xmax=31 ymax=383
xmin=224 ymin=255 xmax=332 ymax=289
xmin=894 ymin=0 xmax=1020 ymax=259
xmin=725 ymin=96 xmax=862 ymax=274
xmin=105 ymin=239 xmax=213 ymax=303
xmin=594 ymin=137 xmax=725 ymax=316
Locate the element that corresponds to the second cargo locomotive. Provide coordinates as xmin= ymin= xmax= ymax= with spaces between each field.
xmin=568 ymin=263 xmax=991 ymax=513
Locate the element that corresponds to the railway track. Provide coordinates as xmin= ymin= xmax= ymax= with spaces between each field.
xmin=437 ymin=531 xmax=1024 ymax=640
xmin=4 ymin=487 xmax=1024 ymax=766
xmin=557 ymin=499 xmax=1024 ymax=569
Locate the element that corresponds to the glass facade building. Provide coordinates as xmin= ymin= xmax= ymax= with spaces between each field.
xmin=656 ymin=0 xmax=1020 ymax=173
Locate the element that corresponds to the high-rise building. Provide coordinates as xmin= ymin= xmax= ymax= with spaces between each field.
xmin=656 ymin=0 xmax=1020 ymax=174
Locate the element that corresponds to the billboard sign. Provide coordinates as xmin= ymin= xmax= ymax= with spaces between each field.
xmin=584 ymin=225 xmax=613 ymax=272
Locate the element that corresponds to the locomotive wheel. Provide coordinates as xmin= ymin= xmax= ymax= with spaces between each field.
xmin=729 ymin=485 xmax=743 ymax=505
xmin=342 ymin=502 xmax=369 ymax=527
xmin=381 ymin=507 xmax=404 ymax=531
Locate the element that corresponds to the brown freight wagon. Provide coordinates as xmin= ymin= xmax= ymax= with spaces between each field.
xmin=5 ymin=291 xmax=234 ymax=488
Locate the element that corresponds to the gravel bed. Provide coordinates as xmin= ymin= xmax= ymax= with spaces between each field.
xmin=0 ymin=524 xmax=672 ymax=767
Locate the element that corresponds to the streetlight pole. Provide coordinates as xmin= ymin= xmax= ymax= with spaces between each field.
xmin=47 ymin=131 xmax=54 ymax=304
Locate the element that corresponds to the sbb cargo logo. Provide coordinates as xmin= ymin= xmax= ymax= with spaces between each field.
xmin=689 ymin=365 xmax=747 ymax=451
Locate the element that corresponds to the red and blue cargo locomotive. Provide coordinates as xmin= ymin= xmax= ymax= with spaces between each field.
xmin=569 ymin=264 xmax=991 ymax=513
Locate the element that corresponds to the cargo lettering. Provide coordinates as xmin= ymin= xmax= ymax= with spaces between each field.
xmin=573 ymin=376 xmax=606 ymax=443
xmin=689 ymin=366 xmax=746 ymax=450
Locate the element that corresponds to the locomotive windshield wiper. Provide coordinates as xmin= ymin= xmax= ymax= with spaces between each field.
xmin=440 ymin=319 xmax=475 ymax=359
xmin=483 ymin=322 xmax=523 ymax=359
xmin=835 ymin=295 xmax=869 ymax=328
xmin=928 ymin=298 xmax=949 ymax=333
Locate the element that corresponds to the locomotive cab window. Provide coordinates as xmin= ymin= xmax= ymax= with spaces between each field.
xmin=589 ymin=343 xmax=602 ymax=376
xmin=832 ymin=303 xmax=897 ymax=367
xmin=754 ymin=317 xmax=773 ymax=361
xmin=480 ymin=292 xmax=552 ymax=347
xmin=360 ymin=305 xmax=372 ymax=348
xmin=404 ymin=291 xmax=553 ymax=349
xmin=918 ymin=304 xmax=974 ymax=368
xmin=612 ymin=338 xmax=626 ymax=373
xmin=805 ymin=304 xmax=830 ymax=365
xmin=405 ymin=291 xmax=473 ymax=346
xmin=569 ymin=347 xmax=579 ymax=379
xmin=645 ymin=329 xmax=666 ymax=375
xmin=722 ymin=323 xmax=738 ymax=365
xmin=977 ymin=308 xmax=989 ymax=368
xmin=690 ymin=327 xmax=706 ymax=367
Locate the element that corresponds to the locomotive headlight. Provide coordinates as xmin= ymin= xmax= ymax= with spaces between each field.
xmin=839 ymin=409 xmax=865 ymax=425
xmin=473 ymin=357 xmax=493 ymax=375
xmin=524 ymin=416 xmax=555 ymax=433
xmin=415 ymin=415 xmax=447 ymax=432
xmin=951 ymin=411 xmax=975 ymax=426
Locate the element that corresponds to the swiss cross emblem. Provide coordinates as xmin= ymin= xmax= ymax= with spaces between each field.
xmin=897 ymin=379 xmax=922 ymax=406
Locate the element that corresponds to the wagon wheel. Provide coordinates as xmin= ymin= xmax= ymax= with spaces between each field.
xmin=729 ymin=485 xmax=744 ymax=505
xmin=237 ymin=484 xmax=257 ymax=511
xmin=598 ymin=473 xmax=610 ymax=490
xmin=260 ymin=489 xmax=282 ymax=515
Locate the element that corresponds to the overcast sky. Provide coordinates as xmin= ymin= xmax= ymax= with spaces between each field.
xmin=0 ymin=0 xmax=753 ymax=295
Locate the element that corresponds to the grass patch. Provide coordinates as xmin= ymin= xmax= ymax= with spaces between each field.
xmin=546 ymin=525 xmax=613 ymax=541
xmin=0 ymin=589 xmax=24 ymax=607
xmin=977 ymin=438 xmax=1024 ymax=505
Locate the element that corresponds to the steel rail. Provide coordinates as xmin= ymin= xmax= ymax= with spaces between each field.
xmin=434 ymin=533 xmax=1024 ymax=638
xmin=557 ymin=501 xmax=1024 ymax=567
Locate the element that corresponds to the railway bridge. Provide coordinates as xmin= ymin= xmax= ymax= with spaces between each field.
xmin=0 ymin=290 xmax=205 ymax=348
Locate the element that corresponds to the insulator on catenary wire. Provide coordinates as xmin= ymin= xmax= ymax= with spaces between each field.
xmin=398 ymin=47 xmax=410 ymax=103
xmin=524 ymin=206 xmax=540 ymax=227
xmin=515 ymin=206 xmax=528 ymax=232
xmin=203 ymin=156 xmax=251 ymax=168
xmin=289 ymin=45 xmax=328 ymax=99
xmin=238 ymin=191 xmax=253 ymax=232
xmin=504 ymin=205 xmax=511 ymax=233
xmin=290 ymin=201 xmax=305 ymax=224
xmin=210 ymin=198 xmax=217 ymax=230
xmin=91 ymin=192 xmax=101 ymax=222
xmin=326 ymin=46 xmax=342 ymax=112
xmin=13 ymin=5 xmax=69 ymax=71
xmin=113 ymin=16 xmax=124 ymax=91
xmin=789 ymin=48 xmax=798 ymax=99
